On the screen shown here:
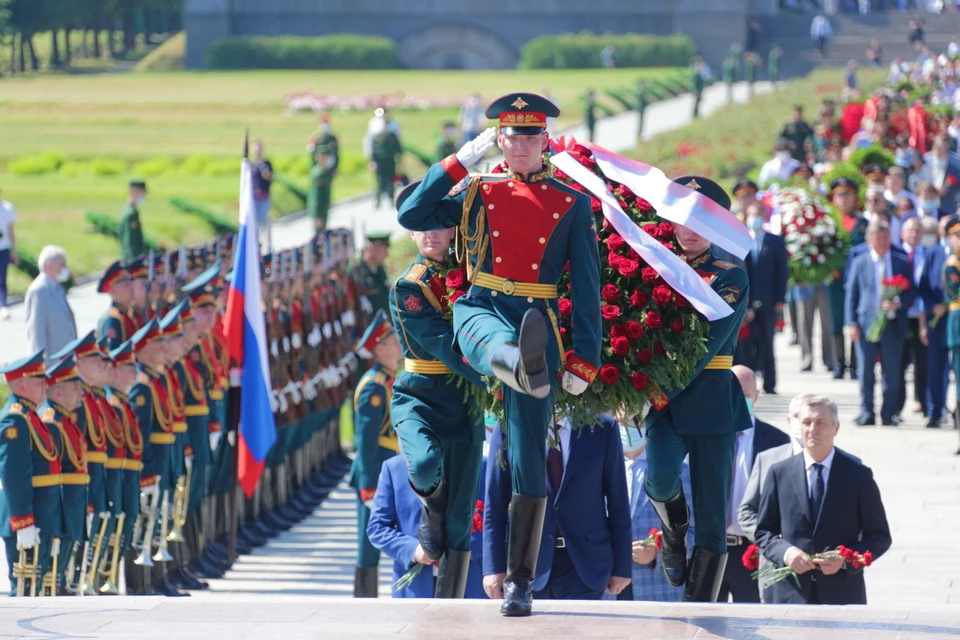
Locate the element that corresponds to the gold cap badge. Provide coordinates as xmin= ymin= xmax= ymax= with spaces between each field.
xmin=511 ymin=97 xmax=529 ymax=110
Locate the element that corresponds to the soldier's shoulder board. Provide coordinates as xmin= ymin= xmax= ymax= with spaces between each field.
xmin=403 ymin=263 xmax=429 ymax=284
xmin=8 ymin=402 xmax=24 ymax=416
xmin=713 ymin=260 xmax=737 ymax=270
xmin=108 ymin=306 xmax=122 ymax=320
xmin=448 ymin=179 xmax=468 ymax=197
xmin=42 ymin=407 xmax=56 ymax=422
xmin=137 ymin=372 xmax=150 ymax=384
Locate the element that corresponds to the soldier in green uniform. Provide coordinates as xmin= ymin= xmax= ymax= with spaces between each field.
xmin=769 ymin=45 xmax=782 ymax=84
xmin=389 ymin=189 xmax=486 ymax=597
xmin=368 ymin=117 xmax=403 ymax=209
xmin=644 ymin=176 xmax=750 ymax=603
xmin=584 ymin=89 xmax=597 ymax=143
xmin=0 ymin=350 xmax=59 ymax=596
xmin=349 ymin=309 xmax=403 ymax=597
xmin=744 ymin=52 xmax=758 ymax=95
xmin=308 ymin=114 xmax=340 ymax=172
xmin=942 ymin=219 xmax=960 ymax=439
xmin=118 ymin=180 xmax=148 ymax=262
xmin=780 ymin=106 xmax=815 ymax=164
xmin=691 ymin=57 xmax=706 ymax=119
xmin=635 ymin=80 xmax=648 ymax=143
xmin=307 ymin=145 xmax=336 ymax=233
xmin=351 ymin=233 xmax=391 ymax=318
xmin=97 ymin=261 xmax=138 ymax=352
xmin=722 ymin=55 xmax=737 ymax=103
xmin=437 ymin=122 xmax=459 ymax=162
xmin=39 ymin=352 xmax=88 ymax=594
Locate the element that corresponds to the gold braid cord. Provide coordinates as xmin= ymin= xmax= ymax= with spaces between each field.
xmin=456 ymin=177 xmax=488 ymax=284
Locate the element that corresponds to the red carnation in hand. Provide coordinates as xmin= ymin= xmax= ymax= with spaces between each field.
xmin=445 ymin=269 xmax=466 ymax=289
xmin=645 ymin=311 xmax=662 ymax=329
xmin=630 ymin=372 xmax=649 ymax=390
xmin=449 ymin=291 xmax=465 ymax=304
xmin=643 ymin=223 xmax=660 ymax=238
xmin=658 ymin=222 xmax=674 ymax=239
xmin=559 ymin=299 xmax=573 ymax=317
xmin=637 ymin=348 xmax=653 ymax=365
xmin=599 ymin=365 xmax=620 ymax=385
xmin=652 ymin=285 xmax=673 ymax=306
xmin=636 ymin=197 xmax=654 ymax=212
xmin=741 ymin=544 xmax=760 ymax=571
xmin=618 ymin=259 xmax=640 ymax=278
xmin=606 ymin=234 xmax=626 ymax=252
xmin=601 ymin=305 xmax=622 ymax=321
xmin=625 ymin=321 xmax=644 ymax=340
xmin=590 ymin=197 xmax=602 ymax=213
xmin=611 ymin=336 xmax=631 ymax=356
xmin=861 ymin=551 xmax=874 ymax=567
xmin=616 ymin=184 xmax=634 ymax=199
xmin=641 ymin=267 xmax=658 ymax=283
xmin=601 ymin=284 xmax=622 ymax=303
xmin=610 ymin=323 xmax=627 ymax=338
xmin=671 ymin=318 xmax=684 ymax=334
xmin=630 ymin=290 xmax=648 ymax=308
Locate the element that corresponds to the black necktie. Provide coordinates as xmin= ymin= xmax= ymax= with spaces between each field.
xmin=810 ymin=463 xmax=825 ymax=520
xmin=547 ymin=425 xmax=564 ymax=492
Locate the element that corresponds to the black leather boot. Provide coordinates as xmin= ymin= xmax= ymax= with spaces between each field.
xmin=683 ymin=547 xmax=727 ymax=602
xmin=353 ymin=566 xmax=379 ymax=598
xmin=648 ymin=490 xmax=690 ymax=587
xmin=435 ymin=549 xmax=471 ymax=599
xmin=500 ymin=494 xmax=547 ymax=617
xmin=489 ymin=309 xmax=550 ymax=399
xmin=414 ymin=480 xmax=447 ymax=562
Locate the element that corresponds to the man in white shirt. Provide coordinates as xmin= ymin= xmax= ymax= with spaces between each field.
xmin=758 ymin=139 xmax=800 ymax=187
xmin=0 ymin=191 xmax=18 ymax=320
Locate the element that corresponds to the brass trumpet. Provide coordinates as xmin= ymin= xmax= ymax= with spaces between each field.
xmin=167 ymin=474 xmax=187 ymax=543
xmin=98 ymin=513 xmax=124 ymax=595
xmin=134 ymin=486 xmax=160 ymax=567
xmin=153 ymin=489 xmax=173 ymax=562
xmin=79 ymin=515 xmax=109 ymax=596
xmin=13 ymin=546 xmax=40 ymax=597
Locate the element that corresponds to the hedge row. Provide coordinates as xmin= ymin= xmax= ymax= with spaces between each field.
xmin=205 ymin=35 xmax=401 ymax=70
xmin=519 ymin=32 xmax=696 ymax=69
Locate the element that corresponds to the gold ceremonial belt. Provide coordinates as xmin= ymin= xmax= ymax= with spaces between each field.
xmin=209 ymin=389 xmax=224 ymax=400
xmin=404 ymin=359 xmax=450 ymax=375
xmin=86 ymin=452 xmax=107 ymax=464
xmin=33 ymin=473 xmax=91 ymax=488
xmin=703 ymin=356 xmax=734 ymax=370
xmin=185 ymin=405 xmax=210 ymax=417
xmin=172 ymin=421 xmax=188 ymax=433
xmin=60 ymin=473 xmax=90 ymax=485
xmin=121 ymin=460 xmax=144 ymax=472
xmin=149 ymin=433 xmax=176 ymax=445
xmin=473 ymin=272 xmax=558 ymax=299
xmin=105 ymin=458 xmax=125 ymax=469
xmin=950 ymin=301 xmax=960 ymax=312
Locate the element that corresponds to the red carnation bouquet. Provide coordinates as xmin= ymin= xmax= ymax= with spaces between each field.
xmin=636 ymin=527 xmax=663 ymax=550
xmin=472 ymin=500 xmax=484 ymax=534
xmin=742 ymin=544 xmax=874 ymax=587
xmin=865 ymin=274 xmax=910 ymax=343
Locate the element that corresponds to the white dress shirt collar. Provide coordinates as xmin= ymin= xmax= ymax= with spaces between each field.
xmin=803 ymin=446 xmax=836 ymax=472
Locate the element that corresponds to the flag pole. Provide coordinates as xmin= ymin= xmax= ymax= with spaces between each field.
xmin=227 ymin=128 xmax=250 ymax=565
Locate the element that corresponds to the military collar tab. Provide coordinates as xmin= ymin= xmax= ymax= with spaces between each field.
xmin=12 ymin=395 xmax=37 ymax=412
xmin=688 ymin=250 xmax=713 ymax=269
xmin=417 ymin=255 xmax=446 ymax=270
xmin=507 ymin=165 xmax=552 ymax=184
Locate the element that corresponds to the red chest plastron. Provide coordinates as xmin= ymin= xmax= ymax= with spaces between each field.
xmin=480 ymin=180 xmax=575 ymax=282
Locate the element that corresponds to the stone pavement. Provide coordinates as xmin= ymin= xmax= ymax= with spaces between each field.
xmin=0 ymin=80 xmax=770 ymax=363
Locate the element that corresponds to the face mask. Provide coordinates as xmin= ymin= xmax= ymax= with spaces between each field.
xmin=789 ymin=418 xmax=804 ymax=447
xmin=745 ymin=398 xmax=755 ymax=415
xmin=484 ymin=412 xmax=498 ymax=432
xmin=920 ymin=199 xmax=938 ymax=213
xmin=619 ymin=425 xmax=645 ymax=455
xmin=942 ymin=237 xmax=950 ymax=248
xmin=56 ymin=266 xmax=70 ymax=283
xmin=747 ymin=216 xmax=764 ymax=232
xmin=318 ymin=124 xmax=330 ymax=134
xmin=776 ymin=151 xmax=790 ymax=161
xmin=923 ymin=233 xmax=939 ymax=248
xmin=135 ymin=195 xmax=145 ymax=206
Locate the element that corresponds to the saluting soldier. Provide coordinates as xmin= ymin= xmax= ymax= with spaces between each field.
xmin=389 ymin=188 xmax=486 ymax=597
xmin=96 ymin=261 xmax=138 ymax=352
xmin=0 ymin=350 xmax=60 ymax=596
xmin=118 ymin=180 xmax=148 ymax=262
xmin=39 ymin=352 xmax=89 ymax=594
xmin=349 ymin=309 xmax=403 ymax=598
xmin=398 ymin=93 xmax=602 ymax=616
xmin=643 ymin=176 xmax=750 ymax=603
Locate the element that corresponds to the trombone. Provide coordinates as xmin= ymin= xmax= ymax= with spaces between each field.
xmin=167 ymin=473 xmax=188 ymax=543
xmin=78 ymin=515 xmax=110 ymax=596
xmin=97 ymin=513 xmax=124 ymax=595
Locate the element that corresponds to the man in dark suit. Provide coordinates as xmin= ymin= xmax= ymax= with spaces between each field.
xmin=916 ymin=135 xmax=960 ymax=215
xmin=844 ymin=219 xmax=917 ymax=426
xmin=918 ymin=216 xmax=956 ymax=428
xmin=736 ymin=204 xmax=788 ymax=394
xmin=717 ymin=366 xmax=790 ymax=602
xmin=756 ymin=395 xmax=892 ymax=605
xmin=482 ymin=415 xmax=632 ymax=602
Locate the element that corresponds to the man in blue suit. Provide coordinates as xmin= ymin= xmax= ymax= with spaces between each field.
xmin=736 ymin=203 xmax=788 ymax=394
xmin=483 ymin=415 xmax=632 ymax=602
xmin=918 ymin=216 xmax=956 ymax=428
xmin=844 ymin=219 xmax=917 ymax=426
xmin=367 ymin=455 xmax=486 ymax=599
xmin=620 ymin=423 xmax=693 ymax=602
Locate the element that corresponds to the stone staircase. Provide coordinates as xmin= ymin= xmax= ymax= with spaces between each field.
xmin=754 ymin=12 xmax=960 ymax=79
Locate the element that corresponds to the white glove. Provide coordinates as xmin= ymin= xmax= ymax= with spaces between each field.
xmin=144 ymin=479 xmax=161 ymax=502
xmin=363 ymin=500 xmax=374 ymax=510
xmin=270 ymin=339 xmax=279 ymax=358
xmin=338 ymin=365 xmax=348 ymax=379
xmin=323 ymin=323 xmax=333 ymax=339
xmin=334 ymin=321 xmax=343 ymax=336
xmin=312 ymin=371 xmax=326 ymax=389
xmin=345 ymin=310 xmax=356 ymax=327
xmin=278 ymin=392 xmax=290 ymax=414
xmin=282 ymin=336 xmax=291 ymax=353
xmin=270 ymin=391 xmax=280 ymax=414
xmin=16 ymin=525 xmax=37 ymax=550
xmin=308 ymin=325 xmax=322 ymax=347
xmin=209 ymin=430 xmax=223 ymax=452
xmin=86 ymin=512 xmax=94 ymax=535
xmin=285 ymin=381 xmax=302 ymax=405
xmin=360 ymin=296 xmax=373 ymax=316
xmin=185 ymin=456 xmax=194 ymax=473
xmin=456 ymin=127 xmax=497 ymax=168
xmin=302 ymin=380 xmax=317 ymax=401
xmin=227 ymin=430 xmax=236 ymax=447
xmin=291 ymin=332 xmax=302 ymax=350
xmin=327 ymin=365 xmax=342 ymax=385
xmin=561 ymin=371 xmax=590 ymax=396
xmin=347 ymin=353 xmax=358 ymax=372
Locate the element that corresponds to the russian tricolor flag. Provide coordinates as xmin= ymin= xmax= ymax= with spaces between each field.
xmin=223 ymin=158 xmax=277 ymax=498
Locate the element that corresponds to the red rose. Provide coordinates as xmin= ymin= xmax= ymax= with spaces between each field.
xmin=741 ymin=544 xmax=760 ymax=571
xmin=601 ymin=284 xmax=622 ymax=303
xmin=599 ymin=365 xmax=620 ymax=385
xmin=630 ymin=290 xmax=648 ymax=308
xmin=630 ymin=372 xmax=650 ymax=390
xmin=610 ymin=323 xmax=626 ymax=338
xmin=627 ymin=248 xmax=640 ymax=261
xmin=651 ymin=285 xmax=673 ymax=306
xmin=580 ymin=154 xmax=597 ymax=168
xmin=558 ymin=299 xmax=573 ymax=317
xmin=449 ymin=290 xmax=465 ymax=304
xmin=616 ymin=184 xmax=634 ymax=199
xmin=607 ymin=252 xmax=623 ymax=269
xmin=602 ymin=217 xmax=613 ymax=230
xmin=636 ymin=197 xmax=653 ymax=212
xmin=637 ymin=348 xmax=653 ymax=365
xmin=553 ymin=168 xmax=570 ymax=181
xmin=641 ymin=267 xmax=658 ymax=283
xmin=564 ymin=261 xmax=571 ymax=273
xmin=617 ymin=258 xmax=640 ymax=278
xmin=671 ymin=318 xmax=684 ymax=333
xmin=445 ymin=269 xmax=465 ymax=289
xmin=606 ymin=234 xmax=626 ymax=252
xmin=654 ymin=342 xmax=666 ymax=356
xmin=645 ymin=311 xmax=662 ymax=329
xmin=601 ymin=305 xmax=621 ymax=321
xmin=559 ymin=326 xmax=568 ymax=341
xmin=661 ymin=241 xmax=675 ymax=252
xmin=674 ymin=295 xmax=689 ymax=308
xmin=590 ymin=197 xmax=602 ymax=213
xmin=625 ymin=321 xmax=644 ymax=340
xmin=611 ymin=336 xmax=631 ymax=356
xmin=658 ymin=222 xmax=674 ymax=238
xmin=643 ymin=223 xmax=660 ymax=238
xmin=573 ymin=143 xmax=593 ymax=157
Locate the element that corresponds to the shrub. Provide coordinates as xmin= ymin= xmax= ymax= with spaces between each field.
xmin=89 ymin=156 xmax=126 ymax=177
xmin=337 ymin=151 xmax=368 ymax=175
xmin=518 ymin=32 xmax=695 ymax=69
xmin=848 ymin=144 xmax=895 ymax=171
xmin=59 ymin=161 xmax=89 ymax=177
xmin=202 ymin=157 xmax=242 ymax=177
xmin=179 ymin=154 xmax=213 ymax=176
xmin=205 ymin=35 xmax=400 ymax=70
xmin=8 ymin=150 xmax=66 ymax=176
xmin=133 ymin=156 xmax=177 ymax=177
